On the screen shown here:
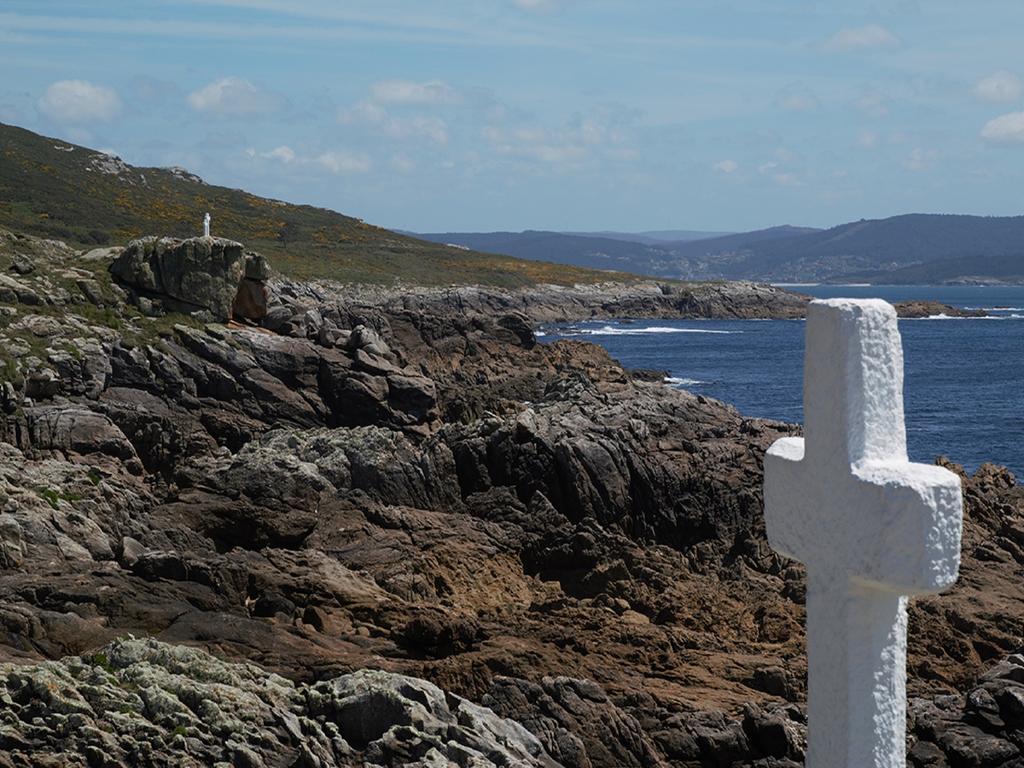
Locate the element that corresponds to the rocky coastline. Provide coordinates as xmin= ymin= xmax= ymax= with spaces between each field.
xmin=321 ymin=278 xmax=810 ymax=323
xmin=0 ymin=230 xmax=1021 ymax=766
xmin=891 ymin=300 xmax=988 ymax=319
xmin=286 ymin=279 xmax=985 ymax=325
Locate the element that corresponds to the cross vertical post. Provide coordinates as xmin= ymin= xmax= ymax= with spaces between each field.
xmin=764 ymin=298 xmax=963 ymax=767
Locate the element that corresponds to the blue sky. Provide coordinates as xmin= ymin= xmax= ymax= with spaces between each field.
xmin=2 ymin=1 xmax=1024 ymax=233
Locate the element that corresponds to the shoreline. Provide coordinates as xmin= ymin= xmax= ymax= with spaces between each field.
xmin=290 ymin=278 xmax=991 ymax=324
xmin=296 ymin=278 xmax=810 ymax=322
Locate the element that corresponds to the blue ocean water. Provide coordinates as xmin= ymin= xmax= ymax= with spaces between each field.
xmin=540 ymin=285 xmax=1024 ymax=476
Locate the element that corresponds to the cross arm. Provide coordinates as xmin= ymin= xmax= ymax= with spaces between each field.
xmin=763 ymin=437 xmax=813 ymax=564
xmin=763 ymin=437 xmax=963 ymax=595
xmin=846 ymin=460 xmax=963 ymax=594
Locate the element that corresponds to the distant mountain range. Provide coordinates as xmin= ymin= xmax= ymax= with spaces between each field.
xmin=418 ymin=216 xmax=1024 ymax=284
xmin=561 ymin=229 xmax=735 ymax=244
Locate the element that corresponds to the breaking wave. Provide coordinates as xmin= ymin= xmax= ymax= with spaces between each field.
xmin=664 ymin=376 xmax=709 ymax=387
xmin=909 ymin=313 xmax=1024 ymax=320
xmin=563 ymin=325 xmax=739 ymax=336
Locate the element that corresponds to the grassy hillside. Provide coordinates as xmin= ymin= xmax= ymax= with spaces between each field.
xmin=0 ymin=123 xmax=632 ymax=287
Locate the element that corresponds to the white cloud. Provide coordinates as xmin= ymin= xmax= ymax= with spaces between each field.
xmin=38 ymin=80 xmax=121 ymax=123
xmin=262 ymin=145 xmax=296 ymax=162
xmin=981 ymin=111 xmax=1024 ymax=145
xmin=903 ymin=147 xmax=937 ymax=171
xmin=974 ymin=71 xmax=1023 ymax=104
xmin=496 ymin=141 xmax=585 ymax=164
xmin=566 ymin=105 xmax=637 ymax=146
xmin=755 ymin=152 xmax=803 ymax=186
xmin=403 ymin=116 xmax=449 ymax=144
xmin=370 ymin=79 xmax=460 ymax=105
xmin=775 ymin=85 xmax=819 ymax=112
xmin=853 ymin=90 xmax=890 ymax=117
xmin=513 ymin=127 xmax=547 ymax=143
xmin=0 ymin=9 xmax=574 ymax=52
xmin=187 ymin=76 xmax=283 ymax=116
xmin=316 ymin=150 xmax=372 ymax=174
xmin=390 ymin=154 xmax=416 ymax=173
xmin=245 ymin=144 xmax=372 ymax=174
xmin=575 ymin=117 xmax=613 ymax=144
xmin=340 ymin=101 xmax=449 ymax=144
xmin=339 ymin=101 xmax=389 ymax=125
xmin=823 ymin=24 xmax=898 ymax=53
xmin=713 ymin=159 xmax=738 ymax=174
xmin=857 ymin=131 xmax=879 ymax=150
xmin=772 ymin=172 xmax=803 ymax=187
xmin=484 ymin=118 xmax=608 ymax=166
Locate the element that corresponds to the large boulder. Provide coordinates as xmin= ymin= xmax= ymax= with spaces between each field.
xmin=233 ymin=251 xmax=271 ymax=320
xmin=110 ymin=236 xmax=269 ymax=322
xmin=19 ymin=405 xmax=139 ymax=461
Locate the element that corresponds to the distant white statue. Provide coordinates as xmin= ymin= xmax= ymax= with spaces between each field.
xmin=763 ymin=298 xmax=963 ymax=768
xmin=203 ymin=212 xmax=211 ymax=238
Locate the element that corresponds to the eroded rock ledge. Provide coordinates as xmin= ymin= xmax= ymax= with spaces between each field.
xmin=307 ymin=279 xmax=810 ymax=323
xmin=110 ymin=236 xmax=270 ymax=322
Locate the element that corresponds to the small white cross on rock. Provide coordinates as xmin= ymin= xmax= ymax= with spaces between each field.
xmin=764 ymin=298 xmax=963 ymax=768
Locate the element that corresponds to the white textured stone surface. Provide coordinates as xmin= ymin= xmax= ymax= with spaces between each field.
xmin=764 ymin=298 xmax=963 ymax=768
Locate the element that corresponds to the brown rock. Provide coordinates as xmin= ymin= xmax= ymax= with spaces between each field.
xmin=233 ymin=277 xmax=268 ymax=320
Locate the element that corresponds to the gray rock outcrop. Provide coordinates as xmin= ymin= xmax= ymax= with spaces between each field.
xmin=110 ymin=236 xmax=269 ymax=322
xmin=0 ymin=637 xmax=558 ymax=767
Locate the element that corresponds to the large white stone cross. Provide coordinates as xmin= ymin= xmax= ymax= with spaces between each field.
xmin=764 ymin=298 xmax=963 ymax=768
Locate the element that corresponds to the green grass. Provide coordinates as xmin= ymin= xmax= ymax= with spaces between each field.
xmin=0 ymin=247 xmax=207 ymax=384
xmin=87 ymin=651 xmax=114 ymax=673
xmin=35 ymin=486 xmax=83 ymax=510
xmin=0 ymin=122 xmax=642 ymax=288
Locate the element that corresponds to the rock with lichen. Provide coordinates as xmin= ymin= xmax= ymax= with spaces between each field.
xmin=0 ymin=637 xmax=558 ymax=767
xmin=110 ymin=236 xmax=269 ymax=322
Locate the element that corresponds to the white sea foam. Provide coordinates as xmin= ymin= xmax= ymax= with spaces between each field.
xmin=906 ymin=313 xmax=1024 ymax=320
xmin=664 ymin=376 xmax=708 ymax=386
xmin=568 ymin=325 xmax=738 ymax=336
